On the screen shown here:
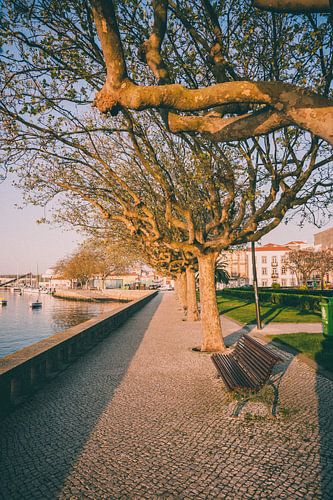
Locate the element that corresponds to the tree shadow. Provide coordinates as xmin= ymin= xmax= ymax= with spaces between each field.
xmin=259 ymin=306 xmax=285 ymax=324
xmin=0 ymin=294 xmax=162 ymax=499
xmin=218 ymin=301 xmax=252 ymax=315
xmin=315 ymin=335 xmax=333 ymax=499
xmin=264 ymin=333 xmax=333 ymax=497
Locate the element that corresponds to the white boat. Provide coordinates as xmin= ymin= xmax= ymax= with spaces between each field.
xmin=23 ymin=287 xmax=40 ymax=293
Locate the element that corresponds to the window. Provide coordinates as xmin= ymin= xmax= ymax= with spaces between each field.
xmin=262 ymin=268 xmax=267 ymax=275
xmin=281 ymin=267 xmax=286 ymax=275
xmin=281 ymin=279 xmax=287 ymax=286
xmin=272 ymin=256 xmax=277 ymax=264
xmin=261 ymin=281 xmax=267 ymax=287
xmin=281 ymin=256 xmax=286 ymax=263
xmin=262 ymin=256 xmax=267 ymax=264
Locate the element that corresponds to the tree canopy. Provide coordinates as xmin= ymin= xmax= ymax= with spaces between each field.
xmin=91 ymin=0 xmax=333 ymax=143
xmin=1 ymin=0 xmax=333 ymax=351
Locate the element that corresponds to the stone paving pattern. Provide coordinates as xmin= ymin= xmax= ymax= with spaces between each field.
xmin=0 ymin=293 xmax=333 ymax=499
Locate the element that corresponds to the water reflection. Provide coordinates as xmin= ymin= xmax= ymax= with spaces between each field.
xmin=0 ymin=290 xmax=119 ymax=358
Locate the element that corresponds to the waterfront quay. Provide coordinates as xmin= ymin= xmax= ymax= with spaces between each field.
xmin=1 ymin=292 xmax=333 ymax=499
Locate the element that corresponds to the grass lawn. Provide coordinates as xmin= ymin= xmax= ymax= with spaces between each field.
xmin=267 ymin=333 xmax=333 ymax=373
xmin=216 ymin=295 xmax=321 ymax=325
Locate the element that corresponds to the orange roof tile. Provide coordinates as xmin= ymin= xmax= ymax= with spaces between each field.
xmin=252 ymin=243 xmax=291 ymax=252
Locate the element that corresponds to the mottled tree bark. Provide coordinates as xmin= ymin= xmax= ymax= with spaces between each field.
xmin=186 ymin=267 xmax=199 ymax=321
xmin=198 ymin=252 xmax=225 ymax=352
xmin=176 ymin=271 xmax=187 ymax=314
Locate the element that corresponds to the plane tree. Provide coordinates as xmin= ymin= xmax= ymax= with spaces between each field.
xmin=1 ymin=1 xmax=333 ymax=350
xmin=1 ymin=0 xmax=332 ymax=145
xmin=1 ymin=100 xmax=332 ymax=351
xmin=90 ymin=0 xmax=333 ymax=144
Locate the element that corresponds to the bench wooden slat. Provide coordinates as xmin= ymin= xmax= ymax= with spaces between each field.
xmin=211 ymin=334 xmax=281 ymax=391
xmin=212 ymin=354 xmax=259 ymax=390
xmin=235 ymin=345 xmax=274 ymax=382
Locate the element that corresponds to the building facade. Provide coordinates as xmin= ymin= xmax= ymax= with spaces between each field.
xmin=221 ymin=249 xmax=249 ymax=287
xmin=223 ymin=240 xmax=324 ymax=288
xmin=314 ymin=227 xmax=333 ymax=284
xmin=314 ymin=227 xmax=333 ymax=249
xmin=246 ymin=243 xmax=299 ymax=288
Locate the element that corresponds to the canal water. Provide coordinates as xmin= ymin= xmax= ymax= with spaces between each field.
xmin=0 ymin=290 xmax=119 ymax=358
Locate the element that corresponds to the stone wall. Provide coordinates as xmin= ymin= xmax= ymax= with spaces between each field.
xmin=53 ymin=289 xmax=152 ymax=302
xmin=0 ymin=291 xmax=157 ymax=416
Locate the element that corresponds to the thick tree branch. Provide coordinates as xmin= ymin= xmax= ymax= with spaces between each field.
xmin=94 ymin=79 xmax=333 ymax=144
xmin=168 ymin=107 xmax=291 ymax=141
xmin=253 ymin=0 xmax=331 ymax=13
xmin=91 ymin=0 xmax=127 ymax=112
xmin=138 ymin=0 xmax=170 ymax=84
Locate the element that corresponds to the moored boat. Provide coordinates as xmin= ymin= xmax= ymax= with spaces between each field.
xmin=30 ymin=300 xmax=42 ymax=309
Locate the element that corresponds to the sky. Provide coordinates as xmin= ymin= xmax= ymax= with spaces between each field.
xmin=0 ymin=175 xmax=332 ymax=275
xmin=0 ymin=178 xmax=82 ymax=275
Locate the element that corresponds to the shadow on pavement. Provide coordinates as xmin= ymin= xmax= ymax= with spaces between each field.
xmin=0 ymin=294 xmax=162 ymax=499
xmin=223 ymin=328 xmax=292 ymax=418
xmin=315 ymin=335 xmax=333 ymax=499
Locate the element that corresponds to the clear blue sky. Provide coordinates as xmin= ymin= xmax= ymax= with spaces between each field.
xmin=0 ymin=178 xmax=82 ymax=275
xmin=0 ymin=175 xmax=331 ymax=275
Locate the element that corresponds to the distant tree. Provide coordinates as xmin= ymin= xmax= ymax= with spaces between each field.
xmin=285 ymin=248 xmax=318 ymax=285
xmin=313 ymin=248 xmax=333 ymax=289
xmin=88 ymin=237 xmax=141 ymax=289
xmin=55 ymin=237 xmax=141 ymax=289
xmin=55 ymin=245 xmax=99 ymax=289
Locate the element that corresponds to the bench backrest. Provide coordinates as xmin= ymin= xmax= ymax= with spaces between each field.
xmin=233 ymin=334 xmax=281 ymax=387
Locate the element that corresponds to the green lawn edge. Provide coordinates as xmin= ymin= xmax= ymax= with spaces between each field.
xmin=216 ymin=295 xmax=321 ymax=325
xmin=267 ymin=333 xmax=333 ymax=374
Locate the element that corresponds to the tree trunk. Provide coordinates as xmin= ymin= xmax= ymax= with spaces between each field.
xmin=174 ymin=276 xmax=179 ymax=297
xmin=198 ymin=252 xmax=225 ymax=352
xmin=177 ymin=271 xmax=188 ymax=313
xmin=186 ymin=267 xmax=199 ymax=321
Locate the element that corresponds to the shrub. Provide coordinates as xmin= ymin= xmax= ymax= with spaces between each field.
xmin=218 ymin=288 xmax=324 ymax=312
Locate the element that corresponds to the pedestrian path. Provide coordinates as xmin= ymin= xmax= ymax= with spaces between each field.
xmin=220 ymin=315 xmax=322 ymax=336
xmin=247 ymin=321 xmax=322 ymax=335
xmin=1 ymin=293 xmax=332 ymax=499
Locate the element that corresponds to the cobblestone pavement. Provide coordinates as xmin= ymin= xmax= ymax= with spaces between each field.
xmin=1 ymin=292 xmax=333 ymax=499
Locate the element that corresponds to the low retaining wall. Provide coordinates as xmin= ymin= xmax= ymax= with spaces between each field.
xmin=0 ymin=291 xmax=157 ymax=417
xmin=53 ymin=289 xmax=151 ymax=302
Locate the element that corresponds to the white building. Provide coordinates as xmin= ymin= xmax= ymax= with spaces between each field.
xmin=42 ymin=268 xmax=71 ymax=289
xmin=244 ymin=240 xmax=320 ymax=287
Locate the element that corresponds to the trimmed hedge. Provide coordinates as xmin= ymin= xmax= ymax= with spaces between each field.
xmin=261 ymin=288 xmax=333 ymax=297
xmin=217 ymin=288 xmax=328 ymax=312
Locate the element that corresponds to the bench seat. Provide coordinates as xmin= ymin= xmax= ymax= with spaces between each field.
xmin=212 ymin=334 xmax=282 ymax=391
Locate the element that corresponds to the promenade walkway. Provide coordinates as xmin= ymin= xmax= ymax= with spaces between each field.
xmin=1 ymin=292 xmax=333 ymax=499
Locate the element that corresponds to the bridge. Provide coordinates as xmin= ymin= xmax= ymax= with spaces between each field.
xmin=0 ymin=293 xmax=332 ymax=498
xmin=0 ymin=273 xmax=32 ymax=287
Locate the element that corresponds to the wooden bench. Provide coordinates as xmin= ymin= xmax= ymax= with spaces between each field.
xmin=211 ymin=334 xmax=282 ymax=391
